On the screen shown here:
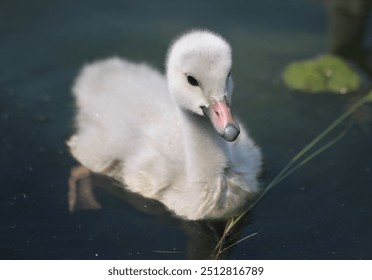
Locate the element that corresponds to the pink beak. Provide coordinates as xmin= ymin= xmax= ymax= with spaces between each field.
xmin=202 ymin=99 xmax=240 ymax=142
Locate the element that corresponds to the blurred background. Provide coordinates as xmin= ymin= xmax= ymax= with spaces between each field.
xmin=0 ymin=0 xmax=371 ymax=259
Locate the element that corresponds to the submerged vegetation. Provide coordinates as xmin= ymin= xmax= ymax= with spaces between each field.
xmin=283 ymin=54 xmax=362 ymax=94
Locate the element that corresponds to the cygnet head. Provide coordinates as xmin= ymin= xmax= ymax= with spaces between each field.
xmin=166 ymin=29 xmax=240 ymax=142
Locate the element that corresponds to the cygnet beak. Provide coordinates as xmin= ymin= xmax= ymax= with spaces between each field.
xmin=202 ymin=99 xmax=240 ymax=142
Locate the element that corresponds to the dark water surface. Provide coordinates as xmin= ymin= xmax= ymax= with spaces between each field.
xmin=1 ymin=0 xmax=371 ymax=259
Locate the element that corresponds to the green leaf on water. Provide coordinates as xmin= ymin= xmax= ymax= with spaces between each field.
xmin=283 ymin=54 xmax=361 ymax=94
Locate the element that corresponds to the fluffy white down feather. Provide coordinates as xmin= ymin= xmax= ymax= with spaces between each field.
xmin=68 ymin=30 xmax=262 ymax=220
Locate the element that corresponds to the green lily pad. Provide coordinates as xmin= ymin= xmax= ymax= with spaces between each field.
xmin=283 ymin=54 xmax=361 ymax=94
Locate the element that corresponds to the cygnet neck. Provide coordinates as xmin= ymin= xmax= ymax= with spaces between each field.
xmin=178 ymin=107 xmax=228 ymax=183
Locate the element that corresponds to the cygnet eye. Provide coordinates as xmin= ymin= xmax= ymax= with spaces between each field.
xmin=187 ymin=75 xmax=199 ymax=86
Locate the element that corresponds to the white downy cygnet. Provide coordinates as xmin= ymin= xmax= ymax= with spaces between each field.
xmin=68 ymin=29 xmax=262 ymax=220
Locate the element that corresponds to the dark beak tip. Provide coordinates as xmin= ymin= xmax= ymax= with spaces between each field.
xmin=222 ymin=124 xmax=240 ymax=142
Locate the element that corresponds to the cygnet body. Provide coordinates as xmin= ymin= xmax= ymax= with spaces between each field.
xmin=68 ymin=30 xmax=262 ymax=220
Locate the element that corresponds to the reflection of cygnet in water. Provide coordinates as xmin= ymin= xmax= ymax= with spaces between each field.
xmin=67 ymin=30 xmax=262 ymax=220
xmin=67 ymin=169 xmax=232 ymax=259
